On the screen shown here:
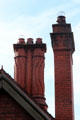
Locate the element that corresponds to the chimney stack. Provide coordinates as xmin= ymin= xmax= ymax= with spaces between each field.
xmin=50 ymin=15 xmax=75 ymax=120
xmin=13 ymin=37 xmax=47 ymax=110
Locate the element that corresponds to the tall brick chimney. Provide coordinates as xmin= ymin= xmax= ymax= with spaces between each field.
xmin=13 ymin=37 xmax=47 ymax=110
xmin=50 ymin=15 xmax=75 ymax=120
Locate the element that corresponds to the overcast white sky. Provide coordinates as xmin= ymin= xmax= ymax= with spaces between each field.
xmin=0 ymin=0 xmax=80 ymax=120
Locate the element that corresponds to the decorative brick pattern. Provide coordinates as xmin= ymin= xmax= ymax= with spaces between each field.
xmin=13 ymin=38 xmax=47 ymax=110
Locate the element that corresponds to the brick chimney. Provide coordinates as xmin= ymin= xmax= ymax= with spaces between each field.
xmin=50 ymin=15 xmax=75 ymax=120
xmin=31 ymin=38 xmax=47 ymax=110
xmin=14 ymin=38 xmax=26 ymax=90
xmin=13 ymin=37 xmax=47 ymax=110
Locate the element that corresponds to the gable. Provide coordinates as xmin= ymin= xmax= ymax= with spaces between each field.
xmin=0 ymin=74 xmax=51 ymax=120
xmin=0 ymin=89 xmax=35 ymax=120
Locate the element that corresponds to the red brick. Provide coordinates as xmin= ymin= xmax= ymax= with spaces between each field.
xmin=0 ymin=90 xmax=34 ymax=120
xmin=50 ymin=16 xmax=75 ymax=120
xmin=13 ymin=40 xmax=47 ymax=110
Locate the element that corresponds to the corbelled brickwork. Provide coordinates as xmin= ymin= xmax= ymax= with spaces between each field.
xmin=50 ymin=16 xmax=75 ymax=120
xmin=0 ymin=89 xmax=34 ymax=120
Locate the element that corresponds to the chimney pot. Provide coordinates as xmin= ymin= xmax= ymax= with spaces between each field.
xmin=36 ymin=38 xmax=42 ymax=44
xmin=57 ymin=15 xmax=66 ymax=24
xmin=18 ymin=38 xmax=25 ymax=44
xmin=27 ymin=38 xmax=33 ymax=44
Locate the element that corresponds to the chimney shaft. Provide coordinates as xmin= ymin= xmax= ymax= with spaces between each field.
xmin=32 ymin=38 xmax=47 ymax=110
xmin=25 ymin=38 xmax=34 ymax=94
xmin=14 ymin=38 xmax=26 ymax=90
xmin=50 ymin=16 xmax=75 ymax=120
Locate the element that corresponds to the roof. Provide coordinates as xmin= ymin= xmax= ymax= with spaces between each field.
xmin=0 ymin=68 xmax=54 ymax=120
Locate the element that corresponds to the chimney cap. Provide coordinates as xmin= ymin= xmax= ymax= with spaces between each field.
xmin=57 ymin=11 xmax=66 ymax=24
xmin=18 ymin=38 xmax=25 ymax=44
xmin=27 ymin=38 xmax=33 ymax=44
xmin=36 ymin=38 xmax=42 ymax=44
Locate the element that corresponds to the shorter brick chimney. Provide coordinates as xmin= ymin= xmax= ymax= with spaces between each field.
xmin=13 ymin=37 xmax=47 ymax=110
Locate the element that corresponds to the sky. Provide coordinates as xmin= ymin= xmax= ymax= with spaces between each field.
xmin=0 ymin=0 xmax=80 ymax=120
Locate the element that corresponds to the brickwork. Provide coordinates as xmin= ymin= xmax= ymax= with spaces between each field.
xmin=13 ymin=38 xmax=47 ymax=110
xmin=0 ymin=89 xmax=34 ymax=120
xmin=32 ymin=44 xmax=47 ymax=110
xmin=50 ymin=16 xmax=75 ymax=120
xmin=32 ymin=47 xmax=45 ymax=96
xmin=26 ymin=43 xmax=33 ymax=94
xmin=14 ymin=39 xmax=26 ymax=90
xmin=54 ymin=51 xmax=74 ymax=120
